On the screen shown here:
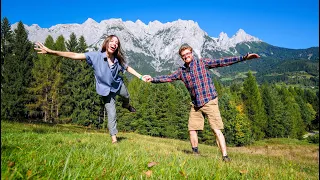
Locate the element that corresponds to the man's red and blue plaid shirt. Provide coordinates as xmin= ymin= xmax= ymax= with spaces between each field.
xmin=151 ymin=56 xmax=245 ymax=107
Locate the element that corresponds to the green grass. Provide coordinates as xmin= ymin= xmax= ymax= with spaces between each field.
xmin=1 ymin=121 xmax=319 ymax=179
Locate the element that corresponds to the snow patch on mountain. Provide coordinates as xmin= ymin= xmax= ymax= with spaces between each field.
xmin=11 ymin=18 xmax=262 ymax=72
xmin=212 ymin=29 xmax=261 ymax=51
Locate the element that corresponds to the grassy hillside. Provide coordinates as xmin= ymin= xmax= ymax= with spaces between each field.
xmin=1 ymin=121 xmax=319 ymax=179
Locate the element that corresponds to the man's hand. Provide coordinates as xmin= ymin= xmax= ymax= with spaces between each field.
xmin=244 ymin=53 xmax=260 ymax=60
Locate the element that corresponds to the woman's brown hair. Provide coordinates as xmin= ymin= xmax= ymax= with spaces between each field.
xmin=101 ymin=35 xmax=126 ymax=66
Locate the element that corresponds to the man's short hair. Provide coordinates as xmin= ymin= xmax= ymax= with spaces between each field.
xmin=179 ymin=45 xmax=193 ymax=56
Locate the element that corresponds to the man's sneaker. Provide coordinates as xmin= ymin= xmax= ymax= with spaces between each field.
xmin=193 ymin=151 xmax=200 ymax=156
xmin=222 ymin=155 xmax=231 ymax=162
xmin=122 ymin=104 xmax=136 ymax=112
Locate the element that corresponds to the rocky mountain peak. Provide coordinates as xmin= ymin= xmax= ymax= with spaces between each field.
xmin=83 ymin=18 xmax=97 ymax=25
xmin=232 ymin=28 xmax=261 ymax=43
xmin=11 ymin=18 xmax=263 ymax=72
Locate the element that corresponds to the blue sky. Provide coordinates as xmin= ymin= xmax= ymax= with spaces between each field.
xmin=1 ymin=0 xmax=319 ymax=49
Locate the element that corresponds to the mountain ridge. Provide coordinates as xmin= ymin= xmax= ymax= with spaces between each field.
xmin=10 ymin=18 xmax=263 ymax=71
xmin=11 ymin=18 xmax=261 ymax=52
xmin=10 ymin=18 xmax=319 ymax=80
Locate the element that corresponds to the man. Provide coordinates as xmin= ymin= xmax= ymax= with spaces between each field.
xmin=145 ymin=45 xmax=260 ymax=162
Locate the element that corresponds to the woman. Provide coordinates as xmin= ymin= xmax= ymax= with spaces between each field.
xmin=35 ymin=35 xmax=148 ymax=143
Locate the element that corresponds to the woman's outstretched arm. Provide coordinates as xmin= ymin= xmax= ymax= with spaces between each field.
xmin=34 ymin=42 xmax=86 ymax=60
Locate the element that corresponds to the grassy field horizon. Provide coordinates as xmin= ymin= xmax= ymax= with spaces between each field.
xmin=1 ymin=121 xmax=319 ymax=179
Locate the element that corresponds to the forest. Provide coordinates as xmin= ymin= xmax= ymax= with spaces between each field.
xmin=1 ymin=18 xmax=319 ymax=146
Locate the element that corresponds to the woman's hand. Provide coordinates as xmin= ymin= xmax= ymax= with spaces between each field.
xmin=34 ymin=42 xmax=53 ymax=54
xmin=142 ymin=75 xmax=153 ymax=82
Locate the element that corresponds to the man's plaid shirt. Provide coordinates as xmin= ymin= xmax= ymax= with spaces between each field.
xmin=152 ymin=56 xmax=245 ymax=107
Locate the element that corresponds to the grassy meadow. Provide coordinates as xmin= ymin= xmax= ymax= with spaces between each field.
xmin=1 ymin=121 xmax=319 ymax=179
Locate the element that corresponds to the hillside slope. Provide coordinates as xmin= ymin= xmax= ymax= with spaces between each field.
xmin=1 ymin=121 xmax=318 ymax=179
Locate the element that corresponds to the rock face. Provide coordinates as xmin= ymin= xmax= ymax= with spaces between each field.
xmin=11 ymin=18 xmax=263 ymax=72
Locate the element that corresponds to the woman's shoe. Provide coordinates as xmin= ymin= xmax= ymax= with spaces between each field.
xmin=122 ymin=104 xmax=136 ymax=112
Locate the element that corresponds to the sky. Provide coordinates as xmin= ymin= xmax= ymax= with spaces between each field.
xmin=1 ymin=0 xmax=319 ymax=49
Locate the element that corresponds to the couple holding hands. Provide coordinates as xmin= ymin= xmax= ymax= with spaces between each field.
xmin=35 ymin=35 xmax=260 ymax=162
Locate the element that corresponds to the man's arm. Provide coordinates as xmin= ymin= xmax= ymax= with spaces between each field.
xmin=147 ymin=70 xmax=181 ymax=83
xmin=204 ymin=53 xmax=260 ymax=68
xmin=34 ymin=42 xmax=86 ymax=60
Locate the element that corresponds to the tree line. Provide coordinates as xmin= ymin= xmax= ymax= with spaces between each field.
xmin=1 ymin=18 xmax=319 ymax=146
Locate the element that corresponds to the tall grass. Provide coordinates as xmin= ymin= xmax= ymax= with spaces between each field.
xmin=1 ymin=121 xmax=319 ymax=179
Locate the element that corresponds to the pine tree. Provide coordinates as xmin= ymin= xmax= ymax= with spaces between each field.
xmin=77 ymin=36 xmax=87 ymax=52
xmin=278 ymin=86 xmax=304 ymax=138
xmin=123 ymin=78 xmax=154 ymax=135
xmin=220 ymin=88 xmax=252 ymax=146
xmin=65 ymin=33 xmax=78 ymax=52
xmin=72 ymin=35 xmax=100 ymax=126
xmin=242 ymin=71 xmax=267 ymax=140
xmin=170 ymin=81 xmax=190 ymax=139
xmin=2 ymin=54 xmax=19 ymax=119
xmin=1 ymin=17 xmax=14 ymax=119
xmin=303 ymin=89 xmax=319 ymax=130
xmin=27 ymin=36 xmax=56 ymax=122
xmin=261 ymin=83 xmax=286 ymax=138
xmin=121 ymin=79 xmax=189 ymax=139
xmin=59 ymin=33 xmax=80 ymax=122
xmin=50 ymin=35 xmax=65 ymax=121
xmin=213 ymin=78 xmax=223 ymax=96
xmin=59 ymin=34 xmax=101 ymax=125
xmin=2 ymin=21 xmax=33 ymax=120
xmin=1 ymin=17 xmax=14 ymax=68
xmin=292 ymin=87 xmax=316 ymax=132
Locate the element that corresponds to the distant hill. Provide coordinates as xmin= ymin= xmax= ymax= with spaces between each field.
xmin=213 ymin=42 xmax=319 ymax=86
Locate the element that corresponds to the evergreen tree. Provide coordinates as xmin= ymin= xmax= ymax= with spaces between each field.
xmin=2 ymin=21 xmax=33 ymax=120
xmin=50 ymin=35 xmax=64 ymax=121
xmin=1 ymin=17 xmax=14 ymax=68
xmin=77 ymin=36 xmax=87 ymax=52
xmin=124 ymin=78 xmax=154 ymax=135
xmin=213 ymin=78 xmax=223 ymax=96
xmin=292 ymin=87 xmax=316 ymax=131
xmin=2 ymin=54 xmax=19 ymax=119
xmin=14 ymin=22 xmax=34 ymax=119
xmin=171 ymin=81 xmax=190 ymax=139
xmin=242 ymin=71 xmax=267 ymax=140
xmin=261 ymin=83 xmax=286 ymax=138
xmin=220 ymin=89 xmax=252 ymax=146
xmin=1 ymin=17 xmax=14 ymax=119
xmin=303 ymin=89 xmax=319 ymax=130
xmin=59 ymin=33 xmax=80 ymax=122
xmin=27 ymin=36 xmax=56 ymax=122
xmin=278 ymin=86 xmax=304 ymax=138
xmin=121 ymin=79 xmax=189 ymax=140
xmin=65 ymin=33 xmax=78 ymax=52
xmin=59 ymin=34 xmax=101 ymax=125
xmin=72 ymin=36 xmax=100 ymax=126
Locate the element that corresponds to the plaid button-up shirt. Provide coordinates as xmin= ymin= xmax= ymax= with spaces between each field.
xmin=152 ymin=56 xmax=245 ymax=107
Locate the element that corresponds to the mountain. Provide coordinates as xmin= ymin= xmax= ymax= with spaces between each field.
xmin=11 ymin=18 xmax=319 ymax=85
xmin=11 ymin=18 xmax=262 ymax=70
